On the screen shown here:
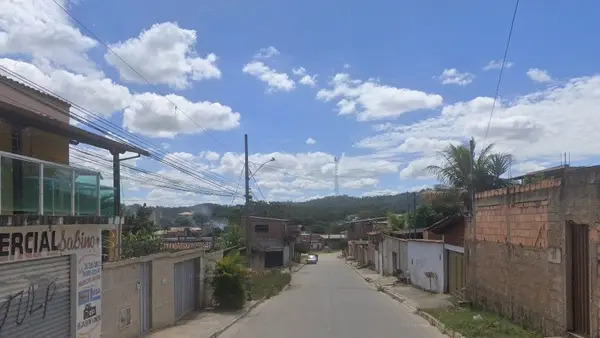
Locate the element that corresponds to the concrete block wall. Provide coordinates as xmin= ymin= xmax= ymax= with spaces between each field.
xmin=407 ymin=240 xmax=445 ymax=293
xmin=101 ymin=249 xmax=223 ymax=337
xmin=467 ymin=168 xmax=600 ymax=337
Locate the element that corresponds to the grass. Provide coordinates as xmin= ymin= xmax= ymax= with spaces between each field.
xmin=424 ymin=307 xmax=542 ymax=338
xmin=249 ymin=269 xmax=292 ymax=300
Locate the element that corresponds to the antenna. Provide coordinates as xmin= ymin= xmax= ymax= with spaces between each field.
xmin=334 ymin=156 xmax=340 ymax=196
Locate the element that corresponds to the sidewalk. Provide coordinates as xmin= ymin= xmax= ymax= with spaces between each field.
xmin=145 ymin=262 xmax=305 ymax=338
xmin=346 ymin=260 xmax=453 ymax=311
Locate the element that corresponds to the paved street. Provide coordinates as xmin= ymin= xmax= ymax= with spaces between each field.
xmin=220 ymin=254 xmax=445 ymax=338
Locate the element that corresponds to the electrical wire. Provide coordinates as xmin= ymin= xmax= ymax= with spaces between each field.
xmin=484 ymin=0 xmax=521 ymax=142
xmin=231 ymin=168 xmax=245 ymax=204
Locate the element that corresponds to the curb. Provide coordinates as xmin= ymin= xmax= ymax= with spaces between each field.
xmin=209 ymin=298 xmax=266 ymax=338
xmin=343 ymin=260 xmax=465 ymax=338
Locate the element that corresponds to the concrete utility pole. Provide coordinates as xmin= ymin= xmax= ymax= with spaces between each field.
xmin=245 ymin=134 xmax=251 ymax=268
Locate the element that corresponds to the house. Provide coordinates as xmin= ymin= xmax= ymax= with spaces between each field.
xmin=297 ymin=233 xmax=325 ymax=251
xmin=0 ymin=74 xmax=148 ymax=337
xmin=346 ymin=217 xmax=385 ymax=262
xmin=466 ymin=166 xmax=600 ymax=337
xmin=424 ymin=215 xmax=466 ymax=296
xmin=245 ymin=216 xmax=297 ymax=270
xmin=321 ymin=233 xmax=346 ymax=250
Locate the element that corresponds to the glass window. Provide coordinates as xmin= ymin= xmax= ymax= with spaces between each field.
xmin=43 ymin=165 xmax=72 ymax=215
xmin=74 ymin=171 xmax=98 ymax=215
xmin=100 ymin=186 xmax=115 ymax=216
xmin=1 ymin=156 xmax=40 ymax=215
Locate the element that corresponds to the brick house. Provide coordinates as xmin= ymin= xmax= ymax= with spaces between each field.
xmin=466 ymin=166 xmax=600 ymax=337
xmin=245 ymin=216 xmax=296 ymax=270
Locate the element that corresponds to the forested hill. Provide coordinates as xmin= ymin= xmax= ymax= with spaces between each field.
xmin=129 ymin=192 xmax=425 ymax=229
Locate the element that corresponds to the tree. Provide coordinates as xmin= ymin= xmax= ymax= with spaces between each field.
xmin=123 ymin=203 xmax=154 ymax=234
xmin=413 ymin=205 xmax=442 ymax=228
xmin=218 ymin=224 xmax=244 ymax=249
xmin=427 ymin=140 xmax=514 ymax=193
xmin=387 ymin=212 xmax=406 ymax=231
xmin=174 ymin=215 xmax=192 ymax=227
xmin=310 ymin=225 xmax=326 ymax=234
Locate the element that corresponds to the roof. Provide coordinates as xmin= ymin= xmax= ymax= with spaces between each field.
xmin=425 ymin=215 xmax=464 ymax=234
xmin=320 ymin=234 xmax=346 ymax=240
xmin=391 ymin=228 xmax=425 ymax=236
xmin=0 ymin=74 xmax=69 ymax=106
xmin=0 ymin=77 xmax=149 ymax=155
xmin=511 ymin=165 xmax=572 ymax=180
xmin=351 ymin=240 xmax=369 ymax=245
xmin=344 ymin=217 xmax=387 ymax=224
xmin=246 ymin=216 xmax=289 ymax=222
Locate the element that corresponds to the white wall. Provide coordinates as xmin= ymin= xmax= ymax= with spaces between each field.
xmin=407 ymin=240 xmax=445 ymax=293
xmin=283 ymin=244 xmax=290 ymax=266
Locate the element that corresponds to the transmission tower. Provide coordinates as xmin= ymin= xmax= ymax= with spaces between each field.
xmin=334 ymin=156 xmax=340 ymax=196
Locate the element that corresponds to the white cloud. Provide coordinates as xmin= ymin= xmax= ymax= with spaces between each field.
xmin=254 ymin=46 xmax=279 ymax=59
xmin=292 ymin=67 xmax=317 ymax=87
xmin=317 ymin=73 xmax=442 ymax=121
xmin=358 ymin=74 xmax=600 ymax=170
xmin=511 ymin=161 xmax=546 ymax=176
xmin=400 ymin=157 xmax=439 ymax=179
xmin=0 ymin=0 xmax=97 ymax=74
xmin=362 ymin=189 xmax=399 ymax=197
xmin=436 ymin=68 xmax=475 ymax=86
xmin=305 ymin=137 xmax=316 ymax=145
xmin=342 ymin=178 xmax=378 ymax=189
xmin=526 ymin=68 xmax=552 ymax=83
xmin=105 ymin=22 xmax=221 ymax=89
xmin=483 ymin=60 xmax=514 ymax=71
xmin=123 ymin=92 xmax=240 ymax=138
xmin=0 ymin=58 xmax=131 ymax=116
xmin=243 ymin=61 xmax=295 ymax=92
xmin=200 ymin=151 xmax=220 ymax=161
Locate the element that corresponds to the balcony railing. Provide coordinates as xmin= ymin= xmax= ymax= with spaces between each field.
xmin=0 ymin=150 xmax=115 ymax=217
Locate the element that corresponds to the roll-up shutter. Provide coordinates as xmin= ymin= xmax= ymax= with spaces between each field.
xmin=174 ymin=259 xmax=196 ymax=320
xmin=0 ymin=255 xmax=72 ymax=338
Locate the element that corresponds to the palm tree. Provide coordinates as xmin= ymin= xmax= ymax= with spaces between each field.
xmin=426 ymin=140 xmax=513 ymax=193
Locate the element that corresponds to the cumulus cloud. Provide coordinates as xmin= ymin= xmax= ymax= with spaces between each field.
xmin=317 ymin=73 xmax=443 ymax=121
xmin=526 ymin=68 xmax=552 ymax=83
xmin=243 ymin=61 xmax=295 ymax=92
xmin=254 ymin=46 xmax=279 ymax=59
xmin=436 ymin=68 xmax=475 ymax=86
xmin=483 ymin=60 xmax=514 ymax=71
xmin=292 ymin=67 xmax=317 ymax=87
xmin=305 ymin=137 xmax=316 ymax=145
xmin=105 ymin=22 xmax=221 ymax=89
xmin=124 ymin=93 xmax=240 ymax=138
xmin=0 ymin=0 xmax=97 ymax=74
xmin=400 ymin=157 xmax=439 ymax=179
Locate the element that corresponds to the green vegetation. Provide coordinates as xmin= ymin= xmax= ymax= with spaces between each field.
xmin=250 ymin=270 xmax=291 ymax=300
xmin=218 ymin=224 xmax=245 ymax=249
xmin=425 ymin=307 xmax=541 ymax=338
xmin=121 ymin=231 xmax=164 ymax=258
xmin=427 ymin=140 xmax=514 ymax=193
xmin=212 ymin=253 xmax=249 ymax=310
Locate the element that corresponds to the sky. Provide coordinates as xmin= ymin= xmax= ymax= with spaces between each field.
xmin=2 ymin=0 xmax=600 ymax=206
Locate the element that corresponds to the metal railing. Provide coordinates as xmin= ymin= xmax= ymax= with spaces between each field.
xmin=0 ymin=150 xmax=115 ymax=216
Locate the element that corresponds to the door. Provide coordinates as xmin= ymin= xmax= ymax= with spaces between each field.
xmin=570 ymin=223 xmax=590 ymax=335
xmin=140 ymin=261 xmax=151 ymax=333
xmin=0 ymin=256 xmax=72 ymax=337
xmin=447 ymin=250 xmax=465 ymax=296
xmin=174 ymin=259 xmax=197 ymax=320
xmin=265 ymin=251 xmax=283 ymax=268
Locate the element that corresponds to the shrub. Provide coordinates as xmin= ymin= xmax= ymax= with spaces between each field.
xmin=212 ymin=252 xmax=248 ymax=310
xmin=121 ymin=230 xmax=164 ymax=259
xmin=250 ymin=270 xmax=291 ymax=300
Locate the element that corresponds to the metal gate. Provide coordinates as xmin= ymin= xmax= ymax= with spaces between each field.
xmin=447 ymin=250 xmax=465 ymax=296
xmin=265 ymin=251 xmax=283 ymax=268
xmin=0 ymin=256 xmax=72 ymax=338
xmin=174 ymin=259 xmax=197 ymax=320
xmin=570 ymin=223 xmax=589 ymax=335
xmin=140 ymin=262 xmax=151 ymax=333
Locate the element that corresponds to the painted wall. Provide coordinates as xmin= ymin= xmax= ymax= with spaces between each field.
xmin=0 ymin=224 xmax=103 ymax=337
xmin=407 ymin=240 xmax=445 ymax=293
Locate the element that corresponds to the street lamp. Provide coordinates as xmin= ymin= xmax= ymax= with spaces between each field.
xmin=250 ymin=157 xmax=275 ymax=180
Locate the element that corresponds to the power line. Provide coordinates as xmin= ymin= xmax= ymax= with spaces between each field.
xmin=0 ymin=65 xmax=238 ymax=194
xmin=231 ymin=168 xmax=245 ymax=204
xmin=484 ymin=0 xmax=521 ymax=141
xmin=250 ymin=170 xmax=268 ymax=202
xmin=51 ymin=0 xmax=233 ymax=151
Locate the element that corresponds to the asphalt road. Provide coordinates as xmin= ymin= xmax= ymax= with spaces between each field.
xmin=220 ymin=253 xmax=445 ymax=338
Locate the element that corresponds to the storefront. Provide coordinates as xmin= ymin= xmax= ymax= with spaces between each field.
xmin=0 ymin=224 xmax=104 ymax=338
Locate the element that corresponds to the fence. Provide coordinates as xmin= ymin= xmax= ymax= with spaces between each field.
xmin=407 ymin=239 xmax=445 ymax=293
xmin=101 ymin=248 xmax=223 ymax=338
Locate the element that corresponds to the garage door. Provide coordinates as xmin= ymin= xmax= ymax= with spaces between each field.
xmin=447 ymin=250 xmax=465 ymax=296
xmin=0 ymin=256 xmax=72 ymax=337
xmin=264 ymin=251 xmax=283 ymax=268
xmin=174 ymin=259 xmax=197 ymax=320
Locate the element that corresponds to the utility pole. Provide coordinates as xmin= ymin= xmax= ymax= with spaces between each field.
xmin=244 ymin=134 xmax=251 ymax=268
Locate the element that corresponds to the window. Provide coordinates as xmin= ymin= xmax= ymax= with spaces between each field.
xmin=255 ymin=224 xmax=269 ymax=233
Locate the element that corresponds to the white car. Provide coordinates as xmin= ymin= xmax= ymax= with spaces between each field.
xmin=307 ymin=254 xmax=318 ymax=264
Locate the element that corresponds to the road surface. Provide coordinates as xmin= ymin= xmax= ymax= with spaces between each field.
xmin=220 ymin=253 xmax=445 ymax=338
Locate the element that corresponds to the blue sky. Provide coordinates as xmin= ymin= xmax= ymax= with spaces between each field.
xmin=2 ymin=0 xmax=600 ymax=206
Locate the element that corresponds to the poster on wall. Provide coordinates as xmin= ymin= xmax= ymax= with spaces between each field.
xmin=76 ymin=253 xmax=102 ymax=338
